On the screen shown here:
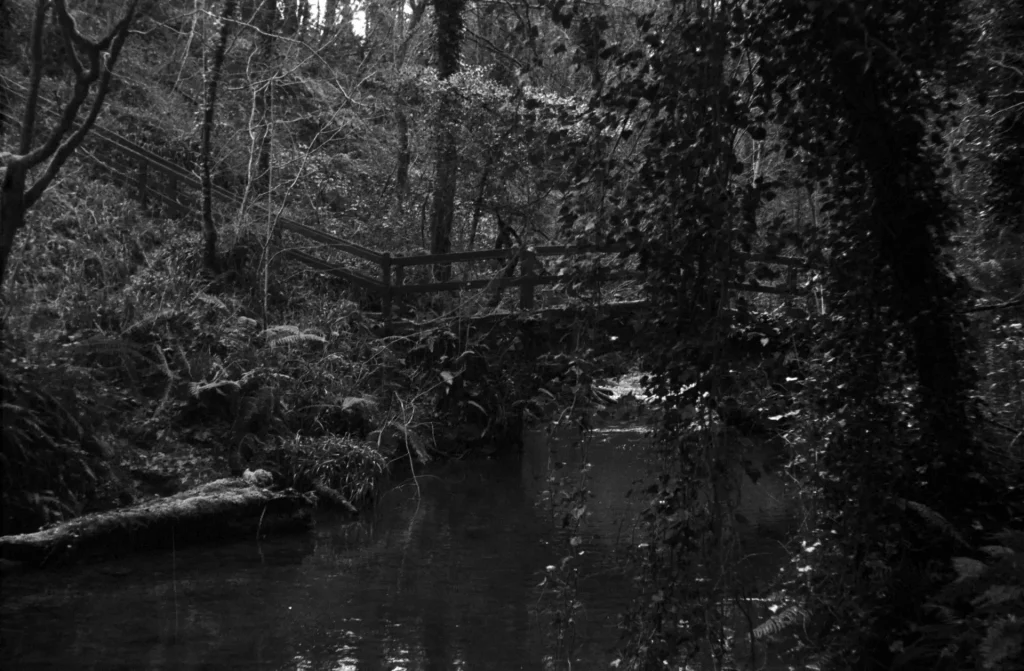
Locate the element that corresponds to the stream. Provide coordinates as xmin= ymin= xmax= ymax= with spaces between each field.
xmin=0 ymin=422 xmax=797 ymax=670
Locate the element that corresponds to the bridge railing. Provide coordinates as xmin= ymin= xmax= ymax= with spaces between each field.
xmin=299 ymin=241 xmax=813 ymax=332
xmin=386 ymin=243 xmax=634 ymax=314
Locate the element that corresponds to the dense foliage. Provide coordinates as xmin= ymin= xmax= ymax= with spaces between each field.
xmin=553 ymin=0 xmax=1024 ymax=668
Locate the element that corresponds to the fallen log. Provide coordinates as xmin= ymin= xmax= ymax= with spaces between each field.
xmin=0 ymin=478 xmax=316 ymax=569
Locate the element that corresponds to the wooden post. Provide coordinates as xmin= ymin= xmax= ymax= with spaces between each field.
xmin=520 ymin=248 xmax=536 ymax=310
xmin=394 ymin=262 xmax=405 ymax=321
xmin=165 ymin=174 xmax=184 ymax=218
xmin=381 ymin=253 xmax=392 ymax=333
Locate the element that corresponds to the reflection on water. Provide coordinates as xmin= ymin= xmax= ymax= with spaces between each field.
xmin=0 ymin=423 xmax=795 ymax=670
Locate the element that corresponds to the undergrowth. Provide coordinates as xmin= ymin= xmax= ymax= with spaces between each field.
xmin=0 ymin=163 xmax=429 ymax=534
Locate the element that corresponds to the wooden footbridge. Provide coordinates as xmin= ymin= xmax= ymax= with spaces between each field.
xmin=2 ymin=74 xmax=812 ymax=335
xmin=282 ymin=239 xmax=809 ymax=335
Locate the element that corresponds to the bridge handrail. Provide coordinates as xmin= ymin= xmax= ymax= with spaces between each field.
xmin=388 ymin=243 xmax=810 ymax=268
xmin=277 ymin=220 xmax=385 ymax=264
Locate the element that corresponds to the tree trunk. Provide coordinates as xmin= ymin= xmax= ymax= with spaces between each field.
xmin=488 ymin=215 xmax=520 ymax=307
xmin=281 ymin=0 xmax=299 ymax=34
xmin=0 ymin=175 xmax=28 ymax=288
xmin=429 ymin=0 xmax=465 ymax=281
xmin=466 ymin=163 xmax=492 ymax=251
xmin=256 ymin=0 xmax=276 ymax=201
xmin=395 ymin=110 xmax=410 ymax=209
xmin=0 ymin=74 xmax=10 ymax=140
xmin=391 ymin=0 xmax=426 ymax=217
xmin=430 ymin=120 xmax=458 ymax=280
xmin=200 ymin=0 xmax=238 ymax=273
xmin=340 ymin=0 xmax=355 ymax=38
xmin=322 ymin=0 xmax=339 ymax=40
xmin=297 ymin=0 xmax=311 ymax=39
xmin=0 ymin=478 xmax=315 ymax=568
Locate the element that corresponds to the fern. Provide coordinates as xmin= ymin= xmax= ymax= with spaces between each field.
xmin=903 ymin=498 xmax=968 ymax=547
xmin=262 ymin=324 xmax=302 ymax=337
xmin=195 ymin=292 xmax=228 ymax=310
xmin=261 ymin=324 xmax=326 ymax=347
xmin=980 ymin=545 xmax=1016 ymax=559
xmin=973 ymin=585 xmax=1024 ymax=609
xmin=270 ymin=332 xmax=326 ymax=347
xmin=920 ymin=532 xmax=1024 ymax=669
xmin=952 ymin=556 xmax=988 ymax=581
xmin=753 ymin=605 xmax=809 ymax=639
xmin=804 ymin=651 xmax=836 ymax=671
xmin=923 ymin=603 xmax=957 ymax=623
xmin=341 ymin=396 xmax=376 ymax=411
xmin=979 ymin=616 xmax=1024 ymax=670
xmin=189 ymin=379 xmax=240 ymax=398
xmin=73 ymin=335 xmax=141 ymax=355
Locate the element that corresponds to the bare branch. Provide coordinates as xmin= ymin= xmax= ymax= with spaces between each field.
xmin=12 ymin=69 xmax=93 ymax=173
xmin=25 ymin=0 xmax=139 ymax=207
xmin=960 ymin=291 xmax=1024 ymax=314
xmin=20 ymin=0 xmax=50 ymax=155
xmin=987 ymin=56 xmax=1024 ymax=80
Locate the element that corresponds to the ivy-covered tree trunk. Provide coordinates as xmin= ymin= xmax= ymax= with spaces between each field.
xmin=749 ymin=0 xmax=1001 ymax=667
xmin=199 ymin=0 xmax=238 ymax=273
xmin=429 ymin=0 xmax=465 ymax=281
xmin=562 ymin=3 xmax=752 ymax=667
xmin=430 ymin=123 xmax=458 ymax=278
xmin=788 ymin=1 xmax=976 ymax=508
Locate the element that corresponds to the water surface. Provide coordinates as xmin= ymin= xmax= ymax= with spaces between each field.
xmin=0 ymin=422 xmax=794 ymax=670
xmin=0 ymin=426 xmax=649 ymax=670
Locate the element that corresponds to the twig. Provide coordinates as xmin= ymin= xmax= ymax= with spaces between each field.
xmin=984 ymin=414 xmax=1021 ymax=435
xmin=397 ymin=394 xmax=420 ymax=499
xmin=257 ymin=503 xmax=267 ymax=539
xmin=960 ymin=290 xmax=1024 ymax=314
